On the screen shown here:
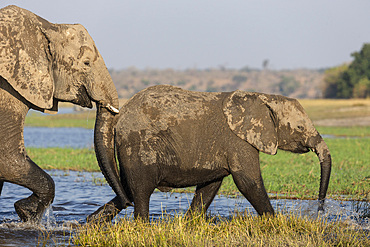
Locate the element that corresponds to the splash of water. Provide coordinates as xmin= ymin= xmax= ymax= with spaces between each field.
xmin=41 ymin=206 xmax=57 ymax=230
xmin=284 ymin=199 xmax=370 ymax=230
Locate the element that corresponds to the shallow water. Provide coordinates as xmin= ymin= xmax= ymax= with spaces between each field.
xmin=1 ymin=170 xmax=369 ymax=246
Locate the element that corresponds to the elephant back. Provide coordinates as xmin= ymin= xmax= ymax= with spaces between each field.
xmin=116 ymin=85 xmax=222 ymax=141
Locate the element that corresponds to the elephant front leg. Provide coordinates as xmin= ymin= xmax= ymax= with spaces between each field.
xmin=231 ymin=169 xmax=274 ymax=216
xmin=4 ymin=155 xmax=55 ymax=223
xmin=229 ymin=152 xmax=274 ymax=216
xmin=188 ymin=179 xmax=223 ymax=216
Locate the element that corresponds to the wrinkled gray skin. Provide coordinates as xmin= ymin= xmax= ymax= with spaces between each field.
xmin=89 ymin=85 xmax=331 ymax=222
xmin=0 ymin=5 xmax=131 ymax=223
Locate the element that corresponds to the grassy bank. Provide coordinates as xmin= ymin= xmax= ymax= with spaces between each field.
xmin=28 ymin=137 xmax=370 ymax=201
xmin=27 ymin=148 xmax=99 ymax=172
xmin=69 ymin=213 xmax=369 ymax=246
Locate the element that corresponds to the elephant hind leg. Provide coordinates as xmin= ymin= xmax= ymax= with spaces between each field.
xmin=132 ymin=180 xmax=156 ymax=221
xmin=188 ymin=179 xmax=223 ymax=216
xmin=87 ymin=196 xmax=124 ymax=223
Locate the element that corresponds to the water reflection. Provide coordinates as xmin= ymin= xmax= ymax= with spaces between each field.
xmin=0 ymin=171 xmax=368 ymax=246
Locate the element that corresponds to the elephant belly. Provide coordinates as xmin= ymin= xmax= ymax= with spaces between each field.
xmin=158 ymin=166 xmax=230 ymax=189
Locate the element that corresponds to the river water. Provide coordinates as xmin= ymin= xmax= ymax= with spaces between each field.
xmin=0 ymin=121 xmax=368 ymax=245
xmin=1 ymin=170 xmax=369 ymax=246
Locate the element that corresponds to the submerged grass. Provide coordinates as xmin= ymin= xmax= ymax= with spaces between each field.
xmin=70 ymin=213 xmax=370 ymax=246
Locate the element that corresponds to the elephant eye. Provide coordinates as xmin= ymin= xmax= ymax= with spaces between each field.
xmin=83 ymin=60 xmax=91 ymax=67
xmin=297 ymin=125 xmax=305 ymax=131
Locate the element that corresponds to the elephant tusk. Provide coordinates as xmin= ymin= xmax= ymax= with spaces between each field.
xmin=106 ymin=104 xmax=120 ymax=114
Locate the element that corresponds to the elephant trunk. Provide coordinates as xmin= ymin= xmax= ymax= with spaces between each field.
xmin=94 ymin=104 xmax=132 ymax=208
xmin=92 ymin=72 xmax=132 ymax=208
xmin=312 ymin=137 xmax=332 ymax=211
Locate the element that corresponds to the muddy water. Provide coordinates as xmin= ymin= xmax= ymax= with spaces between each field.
xmin=1 ymin=170 xmax=369 ymax=246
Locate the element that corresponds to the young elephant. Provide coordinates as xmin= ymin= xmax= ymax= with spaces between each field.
xmin=89 ymin=85 xmax=331 ymax=221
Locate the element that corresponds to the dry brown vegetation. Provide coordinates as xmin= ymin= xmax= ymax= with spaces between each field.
xmin=110 ymin=67 xmax=324 ymax=99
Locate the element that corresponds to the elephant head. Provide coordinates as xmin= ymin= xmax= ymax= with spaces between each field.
xmin=223 ymin=91 xmax=331 ymax=208
xmin=0 ymin=5 xmax=130 ymax=206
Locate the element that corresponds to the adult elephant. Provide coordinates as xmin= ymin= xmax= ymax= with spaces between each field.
xmin=0 ymin=5 xmax=131 ymax=223
xmin=89 ymin=85 xmax=332 ymax=221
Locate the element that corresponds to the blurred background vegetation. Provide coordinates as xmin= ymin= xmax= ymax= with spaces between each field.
xmin=109 ymin=43 xmax=370 ymax=100
xmin=322 ymin=43 xmax=370 ymax=99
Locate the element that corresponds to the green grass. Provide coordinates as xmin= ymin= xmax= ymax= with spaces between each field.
xmin=209 ymin=138 xmax=370 ymax=201
xmin=263 ymin=138 xmax=369 ymax=200
xmin=66 ymin=213 xmax=369 ymax=246
xmin=316 ymin=126 xmax=370 ymax=137
xmin=27 ymin=148 xmax=99 ymax=172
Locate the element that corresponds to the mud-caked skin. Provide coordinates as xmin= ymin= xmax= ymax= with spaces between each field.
xmin=0 ymin=5 xmax=126 ymax=223
xmin=90 ymin=85 xmax=332 ymax=222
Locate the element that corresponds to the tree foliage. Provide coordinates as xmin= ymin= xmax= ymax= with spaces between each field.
xmin=277 ymin=76 xmax=299 ymax=96
xmin=323 ymin=43 xmax=370 ymax=98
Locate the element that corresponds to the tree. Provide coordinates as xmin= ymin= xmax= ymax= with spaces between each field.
xmin=353 ymin=77 xmax=370 ymax=98
xmin=323 ymin=43 xmax=370 ymax=98
xmin=322 ymin=64 xmax=349 ymax=98
xmin=277 ymin=76 xmax=299 ymax=96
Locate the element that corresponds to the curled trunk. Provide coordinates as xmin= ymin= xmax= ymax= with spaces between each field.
xmin=94 ymin=103 xmax=132 ymax=208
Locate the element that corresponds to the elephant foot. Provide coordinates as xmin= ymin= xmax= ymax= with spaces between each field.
xmin=87 ymin=201 xmax=122 ymax=223
xmin=14 ymin=196 xmax=46 ymax=223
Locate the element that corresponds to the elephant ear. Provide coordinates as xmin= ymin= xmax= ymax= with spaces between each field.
xmin=223 ymin=90 xmax=278 ymax=155
xmin=0 ymin=5 xmax=55 ymax=110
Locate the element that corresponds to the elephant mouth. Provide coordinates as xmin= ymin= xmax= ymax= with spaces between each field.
xmin=279 ymin=142 xmax=310 ymax=153
xmin=72 ymin=86 xmax=93 ymax=108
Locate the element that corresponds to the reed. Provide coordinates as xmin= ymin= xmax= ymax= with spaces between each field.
xmin=71 ymin=212 xmax=370 ymax=246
